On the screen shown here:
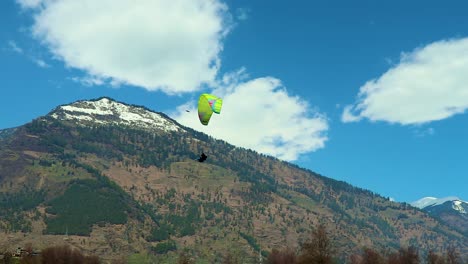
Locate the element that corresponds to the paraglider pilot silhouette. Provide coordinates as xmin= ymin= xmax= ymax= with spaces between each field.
xmin=198 ymin=152 xmax=208 ymax=163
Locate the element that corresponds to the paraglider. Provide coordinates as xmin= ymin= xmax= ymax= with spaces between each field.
xmin=198 ymin=93 xmax=222 ymax=126
xmin=195 ymin=93 xmax=222 ymax=163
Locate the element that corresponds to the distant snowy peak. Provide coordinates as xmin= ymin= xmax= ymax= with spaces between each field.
xmin=50 ymin=97 xmax=183 ymax=133
xmin=452 ymin=200 xmax=467 ymax=214
xmin=411 ymin=196 xmax=467 ymax=214
xmin=411 ymin=197 xmax=456 ymax=208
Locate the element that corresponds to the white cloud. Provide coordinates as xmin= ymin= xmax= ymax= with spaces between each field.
xmin=7 ymin=40 xmax=51 ymax=68
xmin=32 ymin=58 xmax=50 ymax=68
xmin=172 ymin=72 xmax=329 ymax=161
xmin=236 ymin=8 xmax=250 ymax=21
xmin=19 ymin=0 xmax=230 ymax=94
xmin=414 ymin=127 xmax=435 ymax=137
xmin=8 ymin=40 xmax=23 ymax=54
xmin=342 ymin=38 xmax=468 ymax=125
xmin=69 ymin=76 xmax=105 ymax=87
xmin=426 ymin=127 xmax=435 ymax=135
xmin=16 ymin=0 xmax=42 ymax=9
xmin=341 ymin=105 xmax=362 ymax=123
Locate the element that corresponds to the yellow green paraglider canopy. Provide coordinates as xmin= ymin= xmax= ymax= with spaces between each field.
xmin=198 ymin=94 xmax=223 ymax=125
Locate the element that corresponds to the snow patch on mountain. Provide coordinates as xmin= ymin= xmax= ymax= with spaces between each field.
xmin=411 ymin=196 xmax=461 ymax=208
xmin=453 ymin=201 xmax=467 ymax=214
xmin=50 ymin=97 xmax=183 ymax=133
xmin=61 ymin=105 xmax=113 ymax=116
xmin=411 ymin=197 xmax=439 ymax=209
xmin=411 ymin=196 xmax=467 ymax=214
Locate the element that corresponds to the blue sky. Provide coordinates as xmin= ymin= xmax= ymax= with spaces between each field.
xmin=1 ymin=0 xmax=467 ymax=203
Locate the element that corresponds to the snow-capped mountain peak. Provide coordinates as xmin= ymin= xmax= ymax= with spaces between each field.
xmin=411 ymin=197 xmax=439 ymax=209
xmin=411 ymin=196 xmax=467 ymax=214
xmin=50 ymin=97 xmax=183 ymax=133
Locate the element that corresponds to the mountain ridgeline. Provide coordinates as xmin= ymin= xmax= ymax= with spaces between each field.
xmin=0 ymin=98 xmax=466 ymax=263
xmin=412 ymin=197 xmax=468 ymax=237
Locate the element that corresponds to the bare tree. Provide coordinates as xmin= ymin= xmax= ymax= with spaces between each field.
xmin=265 ymin=248 xmax=297 ymax=264
xmin=398 ymin=246 xmax=419 ymax=264
xmin=361 ymin=248 xmax=384 ymax=264
xmin=427 ymin=250 xmax=445 ymax=264
xmin=348 ymin=254 xmax=362 ymax=264
xmin=40 ymin=245 xmax=100 ymax=264
xmin=386 ymin=252 xmax=400 ymax=264
xmin=297 ymin=224 xmax=334 ymax=264
xmin=84 ymin=255 xmax=101 ymax=264
xmin=24 ymin=243 xmax=33 ymax=256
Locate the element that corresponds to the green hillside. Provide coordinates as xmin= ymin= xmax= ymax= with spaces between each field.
xmin=0 ymin=100 xmax=466 ymax=263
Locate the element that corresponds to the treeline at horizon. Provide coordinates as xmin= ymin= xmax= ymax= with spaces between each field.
xmin=260 ymin=224 xmax=466 ymax=264
xmin=1 ymin=224 xmax=466 ymax=264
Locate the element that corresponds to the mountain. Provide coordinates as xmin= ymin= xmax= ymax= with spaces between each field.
xmin=411 ymin=197 xmax=467 ymax=212
xmin=411 ymin=197 xmax=468 ymax=236
xmin=0 ymin=97 xmax=467 ymax=263
xmin=50 ymin=97 xmax=182 ymax=133
xmin=0 ymin=127 xmax=17 ymax=140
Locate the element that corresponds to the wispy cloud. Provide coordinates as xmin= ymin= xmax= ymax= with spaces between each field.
xmin=342 ymin=38 xmax=468 ymax=125
xmin=16 ymin=0 xmax=42 ymax=9
xmin=7 ymin=40 xmax=51 ymax=68
xmin=341 ymin=105 xmax=362 ymax=123
xmin=172 ymin=70 xmax=329 ymax=161
xmin=18 ymin=0 xmax=231 ymax=94
xmin=413 ymin=127 xmax=435 ymax=137
xmin=8 ymin=40 xmax=23 ymax=54
xmin=69 ymin=76 xmax=105 ymax=87
xmin=236 ymin=8 xmax=250 ymax=21
xmin=32 ymin=58 xmax=50 ymax=68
